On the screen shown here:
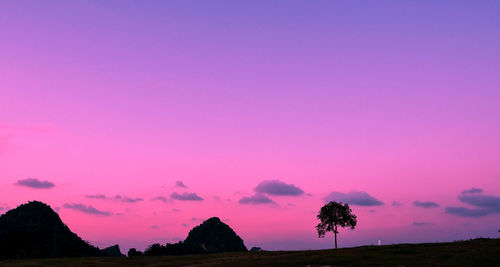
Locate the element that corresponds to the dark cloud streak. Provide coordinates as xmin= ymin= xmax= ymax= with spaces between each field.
xmin=170 ymin=192 xmax=203 ymax=201
xmin=324 ymin=191 xmax=384 ymax=206
xmin=462 ymin=188 xmax=483 ymax=194
xmin=15 ymin=178 xmax=54 ymax=189
xmin=85 ymin=194 xmax=143 ymax=203
xmin=62 ymin=203 xmax=111 ymax=216
xmin=445 ymin=207 xmax=492 ymax=217
xmin=239 ymin=194 xmax=275 ymax=205
xmin=86 ymin=194 xmax=107 ymax=199
xmin=254 ymin=180 xmax=304 ymax=196
xmin=413 ymin=201 xmax=440 ymax=208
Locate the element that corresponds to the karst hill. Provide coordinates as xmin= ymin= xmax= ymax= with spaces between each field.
xmin=0 ymin=201 xmax=101 ymax=259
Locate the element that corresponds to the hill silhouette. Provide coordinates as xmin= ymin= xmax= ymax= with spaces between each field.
xmin=142 ymin=217 xmax=247 ymax=256
xmin=184 ymin=217 xmax=247 ymax=252
xmin=0 ymin=201 xmax=101 ymax=259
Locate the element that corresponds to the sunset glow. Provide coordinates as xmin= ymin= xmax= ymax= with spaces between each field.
xmin=1 ymin=1 xmax=499 ymax=253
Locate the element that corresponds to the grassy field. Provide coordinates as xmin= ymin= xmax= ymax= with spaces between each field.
xmin=1 ymin=238 xmax=499 ymax=266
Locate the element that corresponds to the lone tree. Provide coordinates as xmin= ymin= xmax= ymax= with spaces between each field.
xmin=316 ymin=201 xmax=357 ymax=249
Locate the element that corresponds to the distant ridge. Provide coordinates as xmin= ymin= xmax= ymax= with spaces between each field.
xmin=0 ymin=201 xmax=101 ymax=259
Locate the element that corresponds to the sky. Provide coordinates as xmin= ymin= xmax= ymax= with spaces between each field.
xmin=1 ymin=0 xmax=500 ymax=253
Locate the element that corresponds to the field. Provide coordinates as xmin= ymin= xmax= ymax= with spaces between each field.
xmin=1 ymin=238 xmax=499 ymax=267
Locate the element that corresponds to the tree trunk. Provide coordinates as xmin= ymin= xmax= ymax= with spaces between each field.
xmin=334 ymin=232 xmax=337 ymax=249
xmin=333 ymin=225 xmax=338 ymax=249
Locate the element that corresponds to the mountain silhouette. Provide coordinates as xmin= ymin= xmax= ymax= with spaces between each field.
xmin=0 ymin=201 xmax=101 ymax=259
xmin=184 ymin=217 xmax=247 ymax=252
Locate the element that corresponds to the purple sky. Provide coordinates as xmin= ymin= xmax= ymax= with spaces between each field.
xmin=1 ymin=1 xmax=500 ymax=252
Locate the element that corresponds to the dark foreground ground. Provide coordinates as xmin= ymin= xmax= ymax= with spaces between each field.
xmin=1 ymin=238 xmax=499 ymax=267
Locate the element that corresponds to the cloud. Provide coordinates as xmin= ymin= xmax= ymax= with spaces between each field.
xmin=324 ymin=191 xmax=384 ymax=206
xmin=413 ymin=221 xmax=433 ymax=226
xmin=457 ymin=194 xmax=500 ymax=208
xmin=254 ymin=180 xmax=304 ymax=196
xmin=175 ymin=181 xmax=188 ymax=188
xmin=15 ymin=178 xmax=54 ymax=189
xmin=117 ymin=195 xmax=143 ymax=203
xmin=170 ymin=192 xmax=204 ymax=201
xmin=413 ymin=201 xmax=440 ymax=208
xmin=391 ymin=201 xmax=403 ymax=207
xmin=462 ymin=188 xmax=483 ymax=194
xmin=62 ymin=203 xmax=111 ymax=216
xmin=152 ymin=196 xmax=169 ymax=203
xmin=86 ymin=194 xmax=107 ymax=199
xmin=239 ymin=194 xmax=276 ymax=205
xmin=86 ymin=194 xmax=143 ymax=203
xmin=444 ymin=207 xmax=492 ymax=217
xmin=445 ymin=190 xmax=500 ymax=217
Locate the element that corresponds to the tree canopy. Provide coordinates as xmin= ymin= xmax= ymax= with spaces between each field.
xmin=316 ymin=201 xmax=357 ymax=249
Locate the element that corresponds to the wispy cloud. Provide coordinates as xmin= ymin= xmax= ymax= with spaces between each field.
xmin=170 ymin=192 xmax=203 ymax=201
xmin=86 ymin=194 xmax=107 ymax=199
xmin=15 ymin=178 xmax=55 ymax=189
xmin=85 ymin=194 xmax=143 ymax=203
xmin=413 ymin=201 xmax=440 ymax=208
xmin=391 ymin=201 xmax=403 ymax=207
xmin=324 ymin=191 xmax=384 ymax=206
xmin=175 ymin=181 xmax=188 ymax=188
xmin=413 ymin=221 xmax=433 ymax=226
xmin=254 ymin=180 xmax=304 ymax=196
xmin=62 ymin=203 xmax=111 ymax=216
xmin=462 ymin=188 xmax=483 ymax=194
xmin=115 ymin=195 xmax=143 ymax=203
xmin=152 ymin=196 xmax=169 ymax=203
xmin=239 ymin=194 xmax=276 ymax=205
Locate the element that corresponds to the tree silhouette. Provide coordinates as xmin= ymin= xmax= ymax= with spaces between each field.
xmin=316 ymin=201 xmax=357 ymax=249
xmin=127 ymin=248 xmax=143 ymax=257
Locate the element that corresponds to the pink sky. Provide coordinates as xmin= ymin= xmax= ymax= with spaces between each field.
xmin=1 ymin=1 xmax=499 ymax=252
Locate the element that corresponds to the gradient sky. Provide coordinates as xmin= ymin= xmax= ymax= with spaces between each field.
xmin=1 ymin=0 xmax=500 ymax=253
